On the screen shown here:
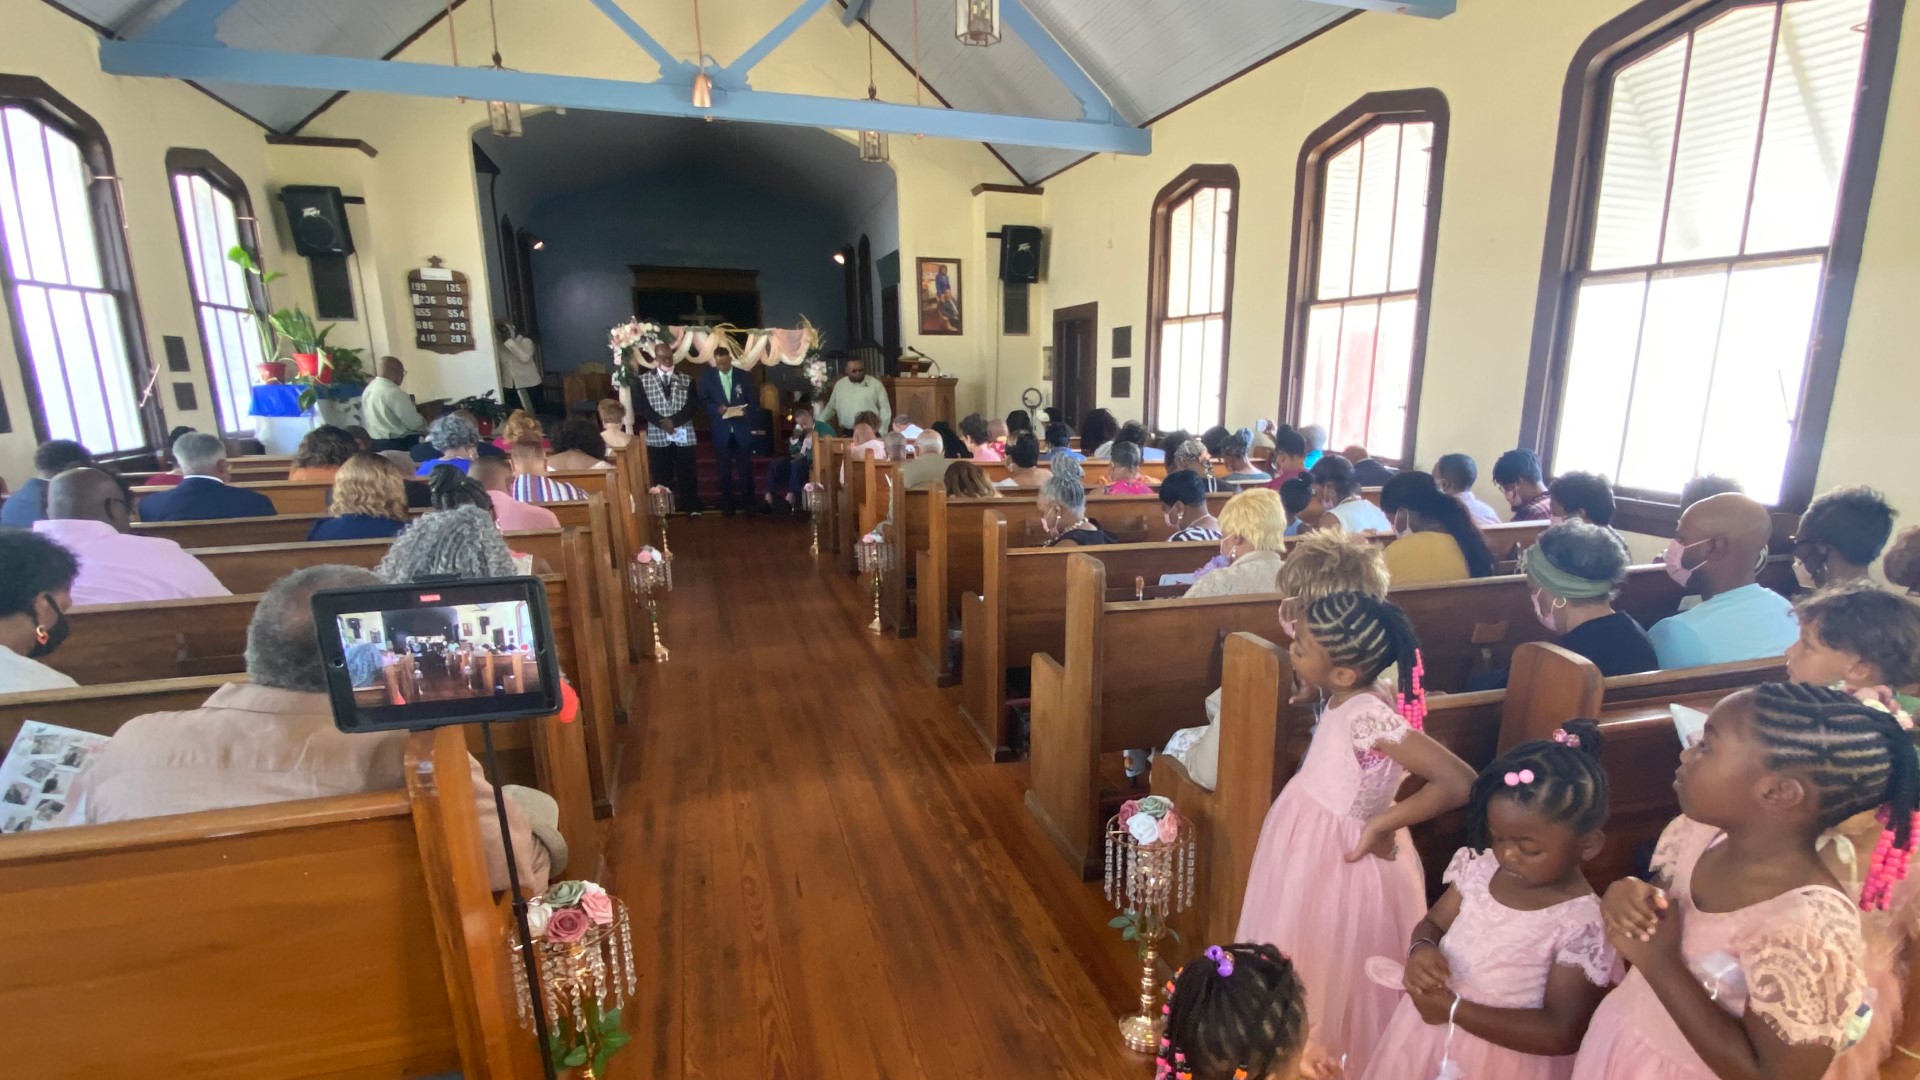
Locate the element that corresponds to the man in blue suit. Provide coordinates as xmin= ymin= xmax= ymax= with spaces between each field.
xmin=696 ymin=345 xmax=758 ymax=516
xmin=136 ymin=432 xmax=278 ymax=522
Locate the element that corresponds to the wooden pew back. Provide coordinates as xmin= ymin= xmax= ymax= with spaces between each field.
xmin=0 ymin=726 xmax=532 ymax=1078
xmin=133 ymin=479 xmax=335 ymax=517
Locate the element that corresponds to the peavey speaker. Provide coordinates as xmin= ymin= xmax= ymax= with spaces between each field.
xmin=279 ymin=185 xmax=355 ymax=257
xmin=999 ymin=224 xmax=1042 ymax=283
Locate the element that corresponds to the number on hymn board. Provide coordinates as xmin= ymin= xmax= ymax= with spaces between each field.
xmin=446 ymin=283 xmax=464 ymax=293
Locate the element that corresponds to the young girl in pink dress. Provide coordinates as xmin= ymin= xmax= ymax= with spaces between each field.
xmin=1363 ymin=719 xmax=1617 ymax=1080
xmin=1573 ymin=682 xmax=1920 ymax=1080
xmin=1235 ymin=592 xmax=1477 ymax=1076
xmin=1157 ymin=943 xmax=1337 ymax=1080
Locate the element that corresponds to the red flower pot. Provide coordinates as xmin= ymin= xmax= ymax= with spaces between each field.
xmin=254 ymin=360 xmax=288 ymax=384
xmin=291 ymin=352 xmax=333 ymax=384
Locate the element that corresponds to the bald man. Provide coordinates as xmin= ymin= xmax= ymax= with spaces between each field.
xmin=1647 ymin=492 xmax=1798 ymax=669
xmin=363 ymin=356 xmax=427 ymax=450
xmin=31 ymin=468 xmax=229 ymax=607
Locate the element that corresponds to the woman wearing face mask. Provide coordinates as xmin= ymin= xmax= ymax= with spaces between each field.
xmin=1185 ymin=489 xmax=1290 ymax=599
xmin=1037 ymin=475 xmax=1115 ymax=548
xmin=1469 ymin=521 xmax=1656 ymax=691
xmin=1378 ymin=471 xmax=1498 ymax=584
xmin=1158 ymin=469 xmax=1221 ymax=541
xmin=0 ymin=529 xmax=81 ymax=692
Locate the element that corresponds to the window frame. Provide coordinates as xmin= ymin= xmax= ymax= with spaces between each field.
xmin=1281 ymin=89 xmax=1450 ymax=469
xmin=0 ymin=74 xmax=161 ymax=455
xmin=1144 ymin=163 xmax=1240 ymax=433
xmin=165 ymin=148 xmax=269 ymax=437
xmin=1518 ymin=0 xmax=1903 ymax=533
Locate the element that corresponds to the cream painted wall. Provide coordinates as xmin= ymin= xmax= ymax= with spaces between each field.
xmin=1043 ymin=0 xmax=1920 ymax=528
xmin=292 ymin=0 xmax=1021 ymax=418
xmin=0 ymin=0 xmax=309 ymax=485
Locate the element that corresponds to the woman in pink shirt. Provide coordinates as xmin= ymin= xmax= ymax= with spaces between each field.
xmin=1103 ymin=441 xmax=1155 ymax=495
xmin=959 ymin=413 xmax=1001 ymax=461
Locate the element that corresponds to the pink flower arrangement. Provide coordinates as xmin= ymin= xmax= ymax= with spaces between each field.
xmin=545 ymin=907 xmax=591 ymax=945
xmin=635 ymin=547 xmax=661 ymax=564
xmin=580 ymin=884 xmax=615 ymax=927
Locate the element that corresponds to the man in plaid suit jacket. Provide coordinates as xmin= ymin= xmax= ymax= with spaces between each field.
xmin=633 ymin=343 xmax=702 ymax=513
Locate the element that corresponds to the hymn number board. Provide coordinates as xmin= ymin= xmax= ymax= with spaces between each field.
xmin=409 ymin=262 xmax=473 ymax=353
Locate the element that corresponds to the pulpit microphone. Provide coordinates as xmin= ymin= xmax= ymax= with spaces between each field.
xmin=903 ymin=346 xmax=942 ymax=376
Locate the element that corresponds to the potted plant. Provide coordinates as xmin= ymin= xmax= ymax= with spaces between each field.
xmin=268 ymin=306 xmax=336 ymax=383
xmin=228 ymin=245 xmax=289 ymax=383
xmin=449 ymin=391 xmax=510 ymax=435
xmin=293 ymin=344 xmax=371 ymax=413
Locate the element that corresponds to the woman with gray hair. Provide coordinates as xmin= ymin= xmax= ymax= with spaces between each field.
xmin=1470 ymin=520 xmax=1658 ymax=689
xmin=1048 ymin=448 xmax=1084 ymax=482
xmin=1037 ymin=474 xmax=1115 ymax=548
xmin=1104 ymin=441 xmax=1154 ymax=495
xmin=413 ymin=413 xmax=482 ymax=478
xmin=376 ymin=505 xmax=520 ymax=582
xmin=1171 ymin=439 xmax=1224 ymax=494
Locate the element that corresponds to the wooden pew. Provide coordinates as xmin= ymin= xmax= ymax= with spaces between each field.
xmin=133 ymin=479 xmax=335 ymax=518
xmin=135 ymin=515 xmax=321 ymax=547
xmin=975 ymin=460 xmax=1170 ymax=485
xmin=0 ymin=673 xmax=235 ymax=749
xmin=1154 ymin=635 xmax=1783 ymax=947
xmin=0 ymin=725 xmax=537 ymax=1078
xmin=816 ymin=436 xmax=851 ymax=562
xmin=1025 ymin=554 xmax=1293 ymax=876
xmin=189 ymin=530 xmax=568 ymax=594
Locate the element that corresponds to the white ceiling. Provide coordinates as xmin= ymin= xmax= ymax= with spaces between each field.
xmin=47 ymin=0 xmax=1359 ymax=183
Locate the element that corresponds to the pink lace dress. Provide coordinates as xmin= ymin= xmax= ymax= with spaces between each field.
xmin=1235 ymin=692 xmax=1429 ymax=1076
xmin=1571 ymin=817 xmax=1867 ymax=1080
xmin=1361 ymin=849 xmax=1615 ymax=1080
xmin=1819 ymin=814 xmax=1920 ymax=1080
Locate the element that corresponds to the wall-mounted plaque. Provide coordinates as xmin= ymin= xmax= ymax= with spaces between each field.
xmin=408 ymin=256 xmax=474 ymax=354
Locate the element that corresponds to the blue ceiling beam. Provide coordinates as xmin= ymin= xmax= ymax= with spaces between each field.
xmin=137 ymin=0 xmax=245 ymax=45
xmin=719 ymin=0 xmax=835 ymax=88
xmin=1300 ymin=0 xmax=1456 ymax=17
xmin=580 ymin=0 xmax=690 ymax=78
xmin=97 ymin=40 xmax=1152 ymax=155
xmin=1001 ymin=0 xmax=1114 ymax=123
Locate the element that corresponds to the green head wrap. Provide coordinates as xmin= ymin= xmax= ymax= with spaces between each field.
xmin=1520 ymin=542 xmax=1615 ymax=600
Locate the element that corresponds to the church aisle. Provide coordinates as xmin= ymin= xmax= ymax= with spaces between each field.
xmin=603 ymin=515 xmax=1146 ymax=1079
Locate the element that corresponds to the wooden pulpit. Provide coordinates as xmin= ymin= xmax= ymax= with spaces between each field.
xmin=882 ymin=375 xmax=957 ymax=428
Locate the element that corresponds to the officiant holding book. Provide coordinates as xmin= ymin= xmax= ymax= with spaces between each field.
xmin=698 ymin=345 xmax=759 ymax=516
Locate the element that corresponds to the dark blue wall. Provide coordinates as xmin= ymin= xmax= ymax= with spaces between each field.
xmin=525 ymin=171 xmax=861 ymax=371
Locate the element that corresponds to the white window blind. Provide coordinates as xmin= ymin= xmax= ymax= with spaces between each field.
xmin=172 ymin=172 xmax=266 ymax=434
xmin=1554 ymin=0 xmax=1868 ymax=503
xmin=0 ymin=104 xmax=146 ymax=452
xmin=1155 ymin=185 xmax=1233 ymax=433
xmin=1298 ymin=120 xmax=1433 ymax=462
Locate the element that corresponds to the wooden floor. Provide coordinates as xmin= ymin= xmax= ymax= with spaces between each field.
xmin=602 ymin=513 xmax=1147 ymax=1079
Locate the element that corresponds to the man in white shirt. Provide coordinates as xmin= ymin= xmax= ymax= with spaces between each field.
xmin=361 ymin=356 xmax=427 ymax=450
xmin=496 ymin=321 xmax=544 ymax=415
xmin=1434 ymin=453 xmax=1503 ymax=527
xmin=31 ymin=469 xmax=230 ymax=607
xmin=818 ymin=358 xmax=891 ymax=433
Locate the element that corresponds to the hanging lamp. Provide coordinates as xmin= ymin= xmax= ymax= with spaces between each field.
xmin=858 ymin=35 xmax=889 ymax=163
xmin=956 ymin=0 xmax=1000 ymax=46
xmin=691 ymin=0 xmax=714 ymax=109
xmin=484 ymin=0 xmax=523 ymax=135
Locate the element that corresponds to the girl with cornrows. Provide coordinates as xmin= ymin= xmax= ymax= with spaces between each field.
xmin=1157 ymin=943 xmax=1339 ymax=1080
xmin=1365 ymin=719 xmax=1617 ymax=1080
xmin=1235 ymin=592 xmax=1476 ymax=1076
xmin=1574 ymin=683 xmax=1919 ymax=1080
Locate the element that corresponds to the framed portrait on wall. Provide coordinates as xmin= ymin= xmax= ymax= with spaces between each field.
xmin=916 ymin=257 xmax=963 ymax=336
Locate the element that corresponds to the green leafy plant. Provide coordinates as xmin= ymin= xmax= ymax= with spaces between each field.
xmin=547 ymin=999 xmax=631 ymax=1076
xmin=227 ymin=245 xmax=285 ymax=366
xmin=450 ymin=390 xmax=510 ymax=423
xmin=291 ymin=345 xmax=371 ymax=411
xmin=1109 ymin=910 xmax=1179 ymax=960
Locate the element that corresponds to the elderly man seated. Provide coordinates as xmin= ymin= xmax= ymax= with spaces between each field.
xmin=1648 ymin=492 xmax=1799 ymax=669
xmin=73 ymin=564 xmax=562 ymax=892
xmin=135 ymin=432 xmax=277 ymax=521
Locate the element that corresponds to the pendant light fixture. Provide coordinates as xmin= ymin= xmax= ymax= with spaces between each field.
xmin=691 ymin=0 xmax=714 ymax=109
xmin=956 ymin=0 xmax=1001 ymax=46
xmin=858 ymin=34 xmax=889 ymax=163
xmin=484 ymin=0 xmax=523 ymax=136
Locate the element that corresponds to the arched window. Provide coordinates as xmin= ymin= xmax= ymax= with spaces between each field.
xmin=168 ymin=150 xmax=268 ymax=435
xmin=1146 ymin=165 xmax=1238 ymax=433
xmin=1522 ymin=0 xmax=1896 ymax=515
xmin=1285 ymin=91 xmax=1447 ymax=466
xmin=0 ymin=76 xmax=155 ymax=453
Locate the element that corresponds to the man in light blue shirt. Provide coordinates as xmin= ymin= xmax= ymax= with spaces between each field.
xmin=1647 ymin=493 xmax=1798 ymax=669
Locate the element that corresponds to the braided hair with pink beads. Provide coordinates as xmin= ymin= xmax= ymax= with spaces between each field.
xmin=1301 ymin=592 xmax=1429 ymax=731
xmin=1156 ymin=943 xmax=1309 ymax=1080
xmin=1748 ymin=682 xmax=1920 ymax=912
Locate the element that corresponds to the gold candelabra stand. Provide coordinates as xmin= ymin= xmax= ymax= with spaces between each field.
xmin=648 ymin=486 xmax=675 ymax=564
xmin=856 ymin=531 xmax=893 ymax=635
xmin=803 ymin=482 xmax=825 ymax=557
xmin=509 ymin=899 xmax=638 ymax=1078
xmin=628 ymin=548 xmax=672 ymax=662
xmin=1106 ymin=805 xmax=1196 ymax=1053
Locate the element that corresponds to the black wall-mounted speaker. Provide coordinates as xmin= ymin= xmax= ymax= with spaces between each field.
xmin=999 ymin=224 xmax=1042 ymax=283
xmin=279 ymin=185 xmax=355 ymax=256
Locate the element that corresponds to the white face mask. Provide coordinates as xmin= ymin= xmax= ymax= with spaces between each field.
xmin=1794 ymin=557 xmax=1818 ymax=590
xmin=1393 ymin=510 xmax=1411 ymax=539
